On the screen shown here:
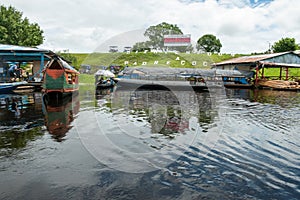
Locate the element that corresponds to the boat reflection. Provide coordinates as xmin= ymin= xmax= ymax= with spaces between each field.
xmin=42 ymin=94 xmax=80 ymax=142
xmin=96 ymin=87 xmax=216 ymax=137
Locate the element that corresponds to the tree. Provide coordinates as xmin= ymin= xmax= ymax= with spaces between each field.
xmin=196 ymin=34 xmax=222 ymax=53
xmin=144 ymin=22 xmax=183 ymax=50
xmin=0 ymin=5 xmax=44 ymax=46
xmin=132 ymin=41 xmax=151 ymax=52
xmin=272 ymin=37 xmax=299 ymax=53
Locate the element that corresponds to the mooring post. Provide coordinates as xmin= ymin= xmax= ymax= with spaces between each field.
xmin=255 ymin=64 xmax=259 ymax=86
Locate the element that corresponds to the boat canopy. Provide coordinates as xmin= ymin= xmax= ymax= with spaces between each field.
xmin=121 ymin=67 xmax=253 ymax=78
xmin=58 ymin=57 xmax=79 ymax=72
xmin=94 ymin=69 xmax=115 ymax=77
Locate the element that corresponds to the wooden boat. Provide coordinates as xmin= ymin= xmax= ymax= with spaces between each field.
xmin=95 ymin=69 xmax=116 ymax=90
xmin=220 ymin=76 xmax=253 ymax=88
xmin=0 ymin=81 xmax=27 ymax=94
xmin=258 ymin=80 xmax=300 ymax=91
xmin=96 ymin=79 xmax=115 ymax=90
xmin=214 ymin=69 xmax=254 ymax=88
xmin=42 ymin=56 xmax=79 ymax=94
xmin=116 ymin=67 xmax=255 ymax=91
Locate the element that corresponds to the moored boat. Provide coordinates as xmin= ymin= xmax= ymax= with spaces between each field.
xmin=257 ymin=79 xmax=300 ymax=91
xmin=115 ymin=67 xmax=257 ymax=91
xmin=95 ymin=69 xmax=116 ymax=90
xmin=0 ymin=81 xmax=27 ymax=94
xmin=116 ymin=77 xmax=208 ymax=90
xmin=42 ymin=56 xmax=79 ymax=94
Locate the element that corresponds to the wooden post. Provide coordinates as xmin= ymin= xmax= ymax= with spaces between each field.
xmin=279 ymin=67 xmax=282 ymax=80
xmin=262 ymin=67 xmax=265 ymax=79
xmin=286 ymin=67 xmax=289 ymax=80
xmin=255 ymin=64 xmax=259 ymax=86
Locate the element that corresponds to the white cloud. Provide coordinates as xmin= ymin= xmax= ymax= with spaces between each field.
xmin=1 ymin=0 xmax=300 ymax=53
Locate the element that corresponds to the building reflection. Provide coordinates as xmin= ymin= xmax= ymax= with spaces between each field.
xmin=225 ymin=88 xmax=300 ymax=107
xmin=42 ymin=94 xmax=80 ymax=142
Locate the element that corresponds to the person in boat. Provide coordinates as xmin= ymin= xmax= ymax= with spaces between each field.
xmin=106 ymin=78 xmax=111 ymax=85
xmin=109 ymin=77 xmax=116 ymax=86
xmin=97 ymin=76 xmax=108 ymax=86
xmin=99 ymin=76 xmax=104 ymax=84
xmin=23 ymin=71 xmax=30 ymax=81
xmin=8 ymin=63 xmax=19 ymax=81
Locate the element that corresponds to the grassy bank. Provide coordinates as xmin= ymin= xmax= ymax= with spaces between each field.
xmin=263 ymin=68 xmax=300 ymax=78
xmin=71 ymin=52 xmax=241 ymax=72
xmin=79 ymin=74 xmax=94 ymax=84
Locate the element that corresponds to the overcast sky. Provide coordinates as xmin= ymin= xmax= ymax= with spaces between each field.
xmin=1 ymin=0 xmax=299 ymax=53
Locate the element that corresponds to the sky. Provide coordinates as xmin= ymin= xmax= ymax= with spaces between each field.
xmin=1 ymin=0 xmax=300 ymax=54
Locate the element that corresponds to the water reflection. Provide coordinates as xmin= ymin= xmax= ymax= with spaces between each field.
xmin=0 ymin=91 xmax=81 ymax=155
xmin=0 ymin=93 xmax=43 ymax=125
xmin=96 ymin=88 xmax=216 ymax=137
xmin=226 ymin=88 xmax=300 ymax=107
xmin=42 ymin=94 xmax=80 ymax=142
xmin=85 ymin=88 xmax=225 ymax=173
xmin=0 ymin=93 xmax=44 ymax=155
xmin=0 ymin=87 xmax=299 ymax=200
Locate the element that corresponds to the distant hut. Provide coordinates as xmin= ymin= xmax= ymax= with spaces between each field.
xmin=212 ymin=51 xmax=300 ymax=89
xmin=212 ymin=51 xmax=300 ymax=71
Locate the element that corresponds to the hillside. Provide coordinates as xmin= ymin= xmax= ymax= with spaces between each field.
xmin=71 ymin=52 xmax=242 ymax=73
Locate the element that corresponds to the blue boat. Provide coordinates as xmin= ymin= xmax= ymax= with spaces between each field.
xmin=0 ymin=81 xmax=27 ymax=94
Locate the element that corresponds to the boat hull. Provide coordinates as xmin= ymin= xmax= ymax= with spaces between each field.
xmin=116 ymin=78 xmax=209 ymax=91
xmin=0 ymin=82 xmax=27 ymax=94
xmin=96 ymin=83 xmax=115 ymax=90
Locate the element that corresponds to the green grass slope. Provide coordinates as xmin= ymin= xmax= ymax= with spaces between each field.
xmin=71 ymin=52 xmax=241 ymax=72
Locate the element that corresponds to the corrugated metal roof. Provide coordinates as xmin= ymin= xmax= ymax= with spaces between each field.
xmin=259 ymin=61 xmax=300 ymax=68
xmin=214 ymin=52 xmax=292 ymax=66
xmin=0 ymin=44 xmax=49 ymax=52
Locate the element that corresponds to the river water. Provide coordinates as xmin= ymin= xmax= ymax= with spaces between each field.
xmin=0 ymin=86 xmax=299 ymax=200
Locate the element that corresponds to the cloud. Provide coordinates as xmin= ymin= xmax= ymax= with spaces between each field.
xmin=1 ymin=0 xmax=299 ymax=54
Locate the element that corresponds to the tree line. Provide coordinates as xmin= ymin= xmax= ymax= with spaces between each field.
xmin=0 ymin=5 xmax=299 ymax=54
xmin=133 ymin=22 xmax=300 ymax=54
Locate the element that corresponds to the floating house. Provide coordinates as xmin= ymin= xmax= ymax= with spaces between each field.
xmin=0 ymin=44 xmax=54 ymax=83
xmin=212 ymin=51 xmax=300 ymax=89
xmin=42 ymin=56 xmax=79 ymax=94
